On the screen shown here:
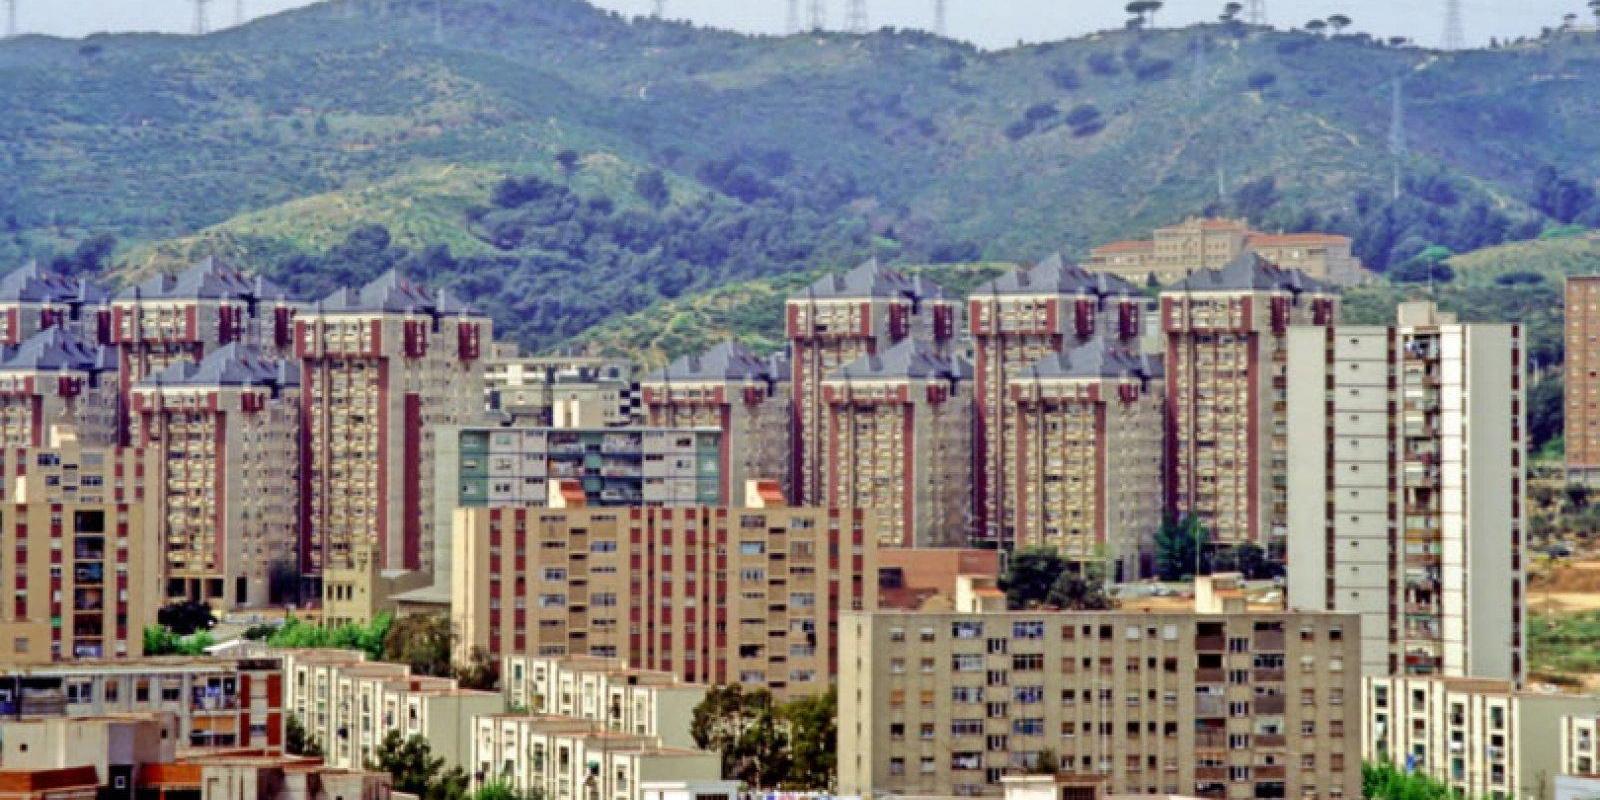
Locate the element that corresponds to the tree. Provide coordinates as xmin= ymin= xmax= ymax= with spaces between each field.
xmin=1361 ymin=761 xmax=1453 ymax=799
xmin=1124 ymin=0 xmax=1163 ymax=27
xmin=1220 ymin=2 xmax=1243 ymax=21
xmin=779 ymin=688 xmax=835 ymax=790
xmin=1567 ymin=483 xmax=1592 ymax=513
xmin=1154 ymin=516 xmax=1206 ymax=582
xmin=1025 ymin=748 xmax=1059 ymax=775
xmin=634 ymin=169 xmax=671 ymax=209
xmin=1305 ymin=19 xmax=1328 ymax=35
xmin=383 ymin=613 xmax=453 ymax=677
xmin=1246 ymin=70 xmax=1277 ymax=91
xmin=286 ymin=713 xmax=323 ymax=758
xmin=372 ymin=730 xmax=465 ymax=800
xmin=1529 ymin=375 xmax=1563 ymax=453
xmin=157 ymin=600 xmax=215 ymax=636
xmin=454 ymin=647 xmax=499 ymax=691
xmin=142 ymin=625 xmax=213 ymax=656
xmin=691 ymin=685 xmax=792 ymax=788
xmin=1001 ymin=548 xmax=1068 ymax=609
xmin=555 ymin=149 xmax=581 ymax=174
xmin=1326 ymin=13 xmax=1351 ymax=33
xmin=472 ymin=782 xmax=543 ymax=800
xmin=1046 ymin=566 xmax=1115 ymax=611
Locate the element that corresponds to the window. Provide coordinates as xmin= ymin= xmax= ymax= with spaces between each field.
xmin=1012 ymin=621 xmax=1044 ymax=639
xmin=952 ymin=719 xmax=984 ymax=736
xmin=952 ymin=621 xmax=983 ymax=638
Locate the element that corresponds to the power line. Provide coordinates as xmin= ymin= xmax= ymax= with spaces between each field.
xmin=1442 ymin=0 xmax=1464 ymax=49
xmin=933 ymin=0 xmax=946 ymax=36
xmin=845 ymin=0 xmax=867 ymax=33
xmin=807 ymin=0 xmax=823 ymax=31
xmin=1246 ymin=0 xmax=1266 ymax=26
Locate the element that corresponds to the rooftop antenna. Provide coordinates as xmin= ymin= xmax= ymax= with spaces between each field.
xmin=846 ymin=0 xmax=867 ymax=33
xmin=1389 ymin=77 xmax=1405 ymax=201
xmin=807 ymin=0 xmax=823 ymax=30
xmin=1442 ymin=0 xmax=1464 ymax=50
xmin=4 ymin=0 xmax=16 ymax=38
xmin=1246 ymin=0 xmax=1266 ymax=26
xmin=786 ymin=0 xmax=800 ymax=33
xmin=933 ymin=0 xmax=946 ymax=36
xmin=191 ymin=0 xmax=211 ymax=34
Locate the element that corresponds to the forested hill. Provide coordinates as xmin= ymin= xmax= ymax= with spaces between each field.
xmin=6 ymin=0 xmax=1600 ymax=350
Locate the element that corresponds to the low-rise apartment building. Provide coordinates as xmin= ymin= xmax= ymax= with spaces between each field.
xmin=501 ymin=655 xmax=704 ymax=749
xmin=1087 ymin=217 xmax=1366 ymax=286
xmin=453 ymin=500 xmax=876 ymax=700
xmin=1362 ymin=676 xmax=1600 ymax=800
xmin=280 ymin=649 xmax=503 ymax=772
xmin=485 ymin=346 xmax=637 ymax=428
xmin=469 ymin=714 xmax=725 ymax=800
xmin=0 ymin=655 xmax=285 ymax=752
xmin=837 ymin=609 xmax=1362 ymax=800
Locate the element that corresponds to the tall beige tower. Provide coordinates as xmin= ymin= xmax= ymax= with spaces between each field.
xmin=1287 ymin=302 xmax=1525 ymax=682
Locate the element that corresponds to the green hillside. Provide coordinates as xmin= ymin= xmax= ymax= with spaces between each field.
xmin=7 ymin=0 xmax=1600 ymax=350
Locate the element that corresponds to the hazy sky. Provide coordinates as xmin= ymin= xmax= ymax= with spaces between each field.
xmin=16 ymin=0 xmax=1587 ymax=50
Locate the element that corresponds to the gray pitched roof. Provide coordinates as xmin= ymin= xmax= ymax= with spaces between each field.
xmin=971 ymin=254 xmax=1139 ymax=298
xmin=314 ymin=270 xmax=475 ymax=315
xmin=645 ymin=341 xmax=781 ymax=384
xmin=798 ymin=258 xmax=948 ymax=302
xmin=1020 ymin=337 xmax=1163 ymax=381
xmin=117 ymin=257 xmax=293 ymax=302
xmin=827 ymin=338 xmax=970 ymax=382
xmin=1167 ymin=252 xmax=1328 ymax=294
xmin=0 ymin=328 xmax=114 ymax=373
xmin=0 ymin=263 xmax=110 ymax=305
xmin=142 ymin=343 xmax=300 ymax=389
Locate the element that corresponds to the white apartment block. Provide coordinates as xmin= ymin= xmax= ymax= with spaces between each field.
xmin=1287 ymin=302 xmax=1525 ymax=681
xmin=1363 ymin=676 xmax=1600 ymax=800
xmin=469 ymin=715 xmax=722 ymax=800
xmin=502 ymin=655 xmax=704 ymax=750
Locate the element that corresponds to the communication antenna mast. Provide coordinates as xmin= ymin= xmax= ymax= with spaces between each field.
xmin=1442 ymin=0 xmax=1464 ymax=50
xmin=933 ymin=0 xmax=946 ymax=36
xmin=786 ymin=0 xmax=800 ymax=33
xmin=651 ymin=0 xmax=665 ymax=18
xmin=807 ymin=0 xmax=823 ymax=31
xmin=191 ymin=0 xmax=211 ymax=34
xmin=845 ymin=0 xmax=867 ymax=33
xmin=4 ymin=0 xmax=17 ymax=38
xmin=1246 ymin=0 xmax=1265 ymax=26
xmin=1389 ymin=77 xmax=1406 ymax=201
xmin=234 ymin=0 xmax=245 ymax=26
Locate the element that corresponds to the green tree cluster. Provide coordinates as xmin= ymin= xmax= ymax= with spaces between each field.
xmin=285 ymin=713 xmax=324 ymax=758
xmin=265 ymin=613 xmax=394 ymax=659
xmin=1360 ymin=761 xmax=1455 ymax=800
xmin=371 ymin=730 xmax=470 ymax=800
xmin=999 ymin=548 xmax=1114 ymax=610
xmin=690 ymin=685 xmax=837 ymax=789
xmin=142 ymin=625 xmax=215 ymax=656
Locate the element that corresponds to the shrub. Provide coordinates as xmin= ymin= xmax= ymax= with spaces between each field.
xmin=1134 ymin=58 xmax=1175 ymax=81
xmin=1087 ymin=51 xmax=1120 ymax=75
xmin=1247 ymin=70 xmax=1278 ymax=91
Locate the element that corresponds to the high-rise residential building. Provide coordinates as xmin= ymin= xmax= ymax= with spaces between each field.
xmin=0 ymin=434 xmax=153 ymax=663
xmin=0 ymin=328 xmax=119 ymax=449
xmin=1566 ymin=276 xmax=1600 ymax=486
xmin=822 ymin=339 xmax=972 ymax=548
xmin=0 ymin=262 xmax=109 ymax=345
xmin=837 ymin=607 xmax=1363 ymax=800
xmin=641 ymin=342 xmax=792 ymax=506
xmin=130 ymin=344 xmax=301 ymax=610
xmin=967 ymin=257 xmax=1145 ymax=547
xmin=0 ymin=654 xmax=285 ymax=751
xmin=1162 ymin=253 xmax=1338 ymax=562
xmin=281 ymin=649 xmax=504 ymax=772
xmin=110 ymin=259 xmax=300 ymax=439
xmin=787 ymin=259 xmax=955 ymax=505
xmin=1006 ymin=340 xmax=1164 ymax=579
xmin=1287 ymin=302 xmax=1525 ymax=681
xmin=1087 ymin=217 xmax=1368 ymax=286
xmin=1362 ymin=676 xmax=1600 ymax=800
xmin=500 ymin=655 xmax=705 ymax=749
xmin=452 ymin=501 xmax=877 ymax=700
xmin=485 ymin=345 xmax=638 ymax=428
xmin=294 ymin=271 xmax=490 ymax=605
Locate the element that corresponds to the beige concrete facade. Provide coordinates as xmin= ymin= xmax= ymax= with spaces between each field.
xmin=0 ymin=436 xmax=154 ymax=663
xmin=469 ymin=714 xmax=722 ymax=800
xmin=1362 ymin=676 xmax=1598 ymax=800
xmin=453 ymin=504 xmax=876 ymax=700
xmin=501 ymin=656 xmax=704 ymax=749
xmin=294 ymin=271 xmax=490 ymax=614
xmin=1006 ymin=342 xmax=1163 ymax=579
xmin=837 ymin=609 xmax=1362 ymax=800
xmin=1088 ymin=218 xmax=1366 ymax=286
xmin=1566 ymin=277 xmax=1600 ymax=486
xmin=1287 ymin=303 xmax=1525 ymax=681
xmin=485 ymin=347 xmax=637 ymax=428
xmin=280 ymin=649 xmax=503 ymax=772
xmin=0 ymin=330 xmax=118 ymax=450
xmin=0 ymin=656 xmax=286 ymax=752
xmin=1563 ymin=715 xmax=1600 ymax=778
xmin=1161 ymin=256 xmax=1338 ymax=561
xmin=132 ymin=346 xmax=301 ymax=611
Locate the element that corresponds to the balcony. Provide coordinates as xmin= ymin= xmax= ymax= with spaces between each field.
xmin=1196 ymin=635 xmax=1225 ymax=652
xmin=1195 ymin=668 xmax=1225 ymax=684
xmin=1253 ymin=668 xmax=1285 ymax=683
xmin=1194 ymin=731 xmax=1227 ymax=749
xmin=1255 ymin=695 xmax=1286 ymax=714
xmin=1255 ymin=734 xmax=1287 ymax=749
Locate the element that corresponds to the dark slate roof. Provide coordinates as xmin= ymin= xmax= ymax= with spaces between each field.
xmin=117 ymin=257 xmax=293 ymax=302
xmin=797 ymin=258 xmax=948 ymax=302
xmin=0 ymin=263 xmax=110 ymax=305
xmin=828 ymin=338 xmax=970 ymax=382
xmin=314 ymin=270 xmax=474 ymax=315
xmin=142 ymin=343 xmax=300 ymax=389
xmin=971 ymin=254 xmax=1139 ymax=298
xmin=0 ymin=328 xmax=115 ymax=373
xmin=645 ymin=341 xmax=780 ymax=384
xmin=1167 ymin=252 xmax=1327 ymax=294
xmin=1020 ymin=337 xmax=1163 ymax=381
